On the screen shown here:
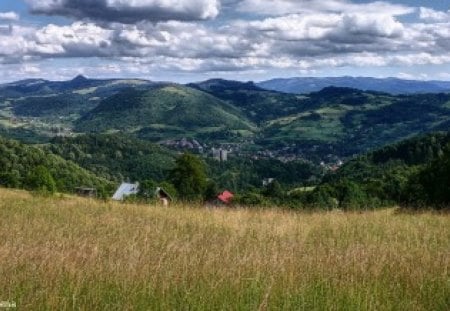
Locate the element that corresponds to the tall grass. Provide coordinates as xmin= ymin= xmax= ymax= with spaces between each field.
xmin=0 ymin=188 xmax=448 ymax=310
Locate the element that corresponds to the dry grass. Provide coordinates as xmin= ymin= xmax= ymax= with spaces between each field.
xmin=0 ymin=188 xmax=449 ymax=310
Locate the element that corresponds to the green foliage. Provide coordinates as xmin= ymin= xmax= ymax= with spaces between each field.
xmin=312 ymin=132 xmax=450 ymax=209
xmin=48 ymin=134 xmax=175 ymax=182
xmin=262 ymin=180 xmax=284 ymax=198
xmin=234 ymin=191 xmax=268 ymax=206
xmin=0 ymin=136 xmax=111 ymax=194
xmin=138 ymin=179 xmax=158 ymax=199
xmin=206 ymin=158 xmax=321 ymax=193
xmin=26 ymin=165 xmax=57 ymax=194
xmin=204 ymin=180 xmax=219 ymax=201
xmin=169 ymin=153 xmax=207 ymax=201
xmin=403 ymin=144 xmax=450 ymax=209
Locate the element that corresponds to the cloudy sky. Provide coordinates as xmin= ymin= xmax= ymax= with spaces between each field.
xmin=0 ymin=0 xmax=449 ymax=83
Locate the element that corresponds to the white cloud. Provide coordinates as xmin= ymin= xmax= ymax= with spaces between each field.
xmin=1 ymin=1 xmax=450 ymax=80
xmin=419 ymin=7 xmax=450 ymax=23
xmin=237 ymin=0 xmax=414 ymax=17
xmin=0 ymin=11 xmax=19 ymax=21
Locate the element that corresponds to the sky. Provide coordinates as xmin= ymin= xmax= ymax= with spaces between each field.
xmin=0 ymin=0 xmax=450 ymax=83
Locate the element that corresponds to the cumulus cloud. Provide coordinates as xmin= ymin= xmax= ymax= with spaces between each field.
xmin=2 ymin=0 xmax=450 ymax=80
xmin=26 ymin=0 xmax=220 ymax=23
xmin=0 ymin=11 xmax=19 ymax=21
xmin=419 ymin=7 xmax=450 ymax=23
xmin=237 ymin=0 xmax=414 ymax=17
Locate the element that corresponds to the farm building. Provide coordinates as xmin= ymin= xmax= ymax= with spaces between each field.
xmin=112 ymin=182 xmax=139 ymax=201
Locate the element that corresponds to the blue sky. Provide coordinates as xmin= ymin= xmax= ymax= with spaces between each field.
xmin=0 ymin=0 xmax=449 ymax=83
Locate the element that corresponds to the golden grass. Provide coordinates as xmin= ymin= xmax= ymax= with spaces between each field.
xmin=0 ymin=188 xmax=449 ymax=310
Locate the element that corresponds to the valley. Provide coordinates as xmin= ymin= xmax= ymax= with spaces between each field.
xmin=2 ymin=76 xmax=450 ymax=164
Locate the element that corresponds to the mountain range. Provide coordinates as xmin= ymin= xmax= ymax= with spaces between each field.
xmin=257 ymin=77 xmax=450 ymax=95
xmin=1 ymin=76 xmax=450 ymax=162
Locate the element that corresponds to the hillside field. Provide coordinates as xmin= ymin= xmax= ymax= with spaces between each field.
xmin=0 ymin=188 xmax=448 ymax=310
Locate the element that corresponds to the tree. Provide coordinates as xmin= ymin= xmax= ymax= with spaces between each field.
xmin=26 ymin=165 xmax=57 ymax=194
xmin=138 ymin=179 xmax=158 ymax=199
xmin=169 ymin=153 xmax=207 ymax=201
xmin=204 ymin=180 xmax=219 ymax=201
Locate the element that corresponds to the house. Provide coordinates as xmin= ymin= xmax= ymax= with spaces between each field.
xmin=112 ymin=182 xmax=139 ymax=201
xmin=75 ymin=187 xmax=97 ymax=198
xmin=217 ymin=190 xmax=234 ymax=205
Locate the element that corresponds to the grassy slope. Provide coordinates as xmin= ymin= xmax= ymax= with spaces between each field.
xmin=0 ymin=188 xmax=448 ymax=310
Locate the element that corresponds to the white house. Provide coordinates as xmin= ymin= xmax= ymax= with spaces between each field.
xmin=112 ymin=182 xmax=139 ymax=201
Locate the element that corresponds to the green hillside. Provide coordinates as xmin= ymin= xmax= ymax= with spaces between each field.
xmin=47 ymin=134 xmax=176 ymax=182
xmin=188 ymin=79 xmax=309 ymax=123
xmin=76 ymin=85 xmax=255 ymax=141
xmin=260 ymin=87 xmax=450 ymax=157
xmin=0 ymin=136 xmax=112 ymax=194
xmin=305 ymin=132 xmax=450 ymax=209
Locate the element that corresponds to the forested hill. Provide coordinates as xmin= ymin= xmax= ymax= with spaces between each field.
xmin=0 ymin=136 xmax=112 ymax=194
xmin=47 ymin=134 xmax=176 ymax=182
xmin=75 ymin=85 xmax=254 ymax=139
xmin=306 ymin=132 xmax=450 ymax=209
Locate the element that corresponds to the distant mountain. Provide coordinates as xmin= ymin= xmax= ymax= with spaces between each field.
xmin=0 ymin=75 xmax=157 ymax=98
xmin=75 ymin=84 xmax=255 ymax=141
xmin=258 ymin=77 xmax=450 ymax=95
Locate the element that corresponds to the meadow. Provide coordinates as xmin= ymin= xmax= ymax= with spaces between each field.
xmin=0 ymin=188 xmax=448 ymax=310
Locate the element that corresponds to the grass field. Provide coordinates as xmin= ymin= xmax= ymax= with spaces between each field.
xmin=0 ymin=188 xmax=449 ymax=310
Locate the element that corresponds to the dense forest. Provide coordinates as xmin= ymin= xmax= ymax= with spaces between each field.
xmin=0 ymin=136 xmax=112 ymax=195
xmin=304 ymin=132 xmax=450 ymax=210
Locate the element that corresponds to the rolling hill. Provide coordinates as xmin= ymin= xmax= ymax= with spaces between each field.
xmin=75 ymin=85 xmax=255 ymax=141
xmin=259 ymin=87 xmax=450 ymax=157
xmin=188 ymin=79 xmax=310 ymax=123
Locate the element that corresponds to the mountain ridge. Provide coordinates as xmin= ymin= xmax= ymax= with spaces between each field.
xmin=257 ymin=76 xmax=450 ymax=95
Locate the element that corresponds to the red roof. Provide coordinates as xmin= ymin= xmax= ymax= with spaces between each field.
xmin=218 ymin=191 xmax=234 ymax=204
